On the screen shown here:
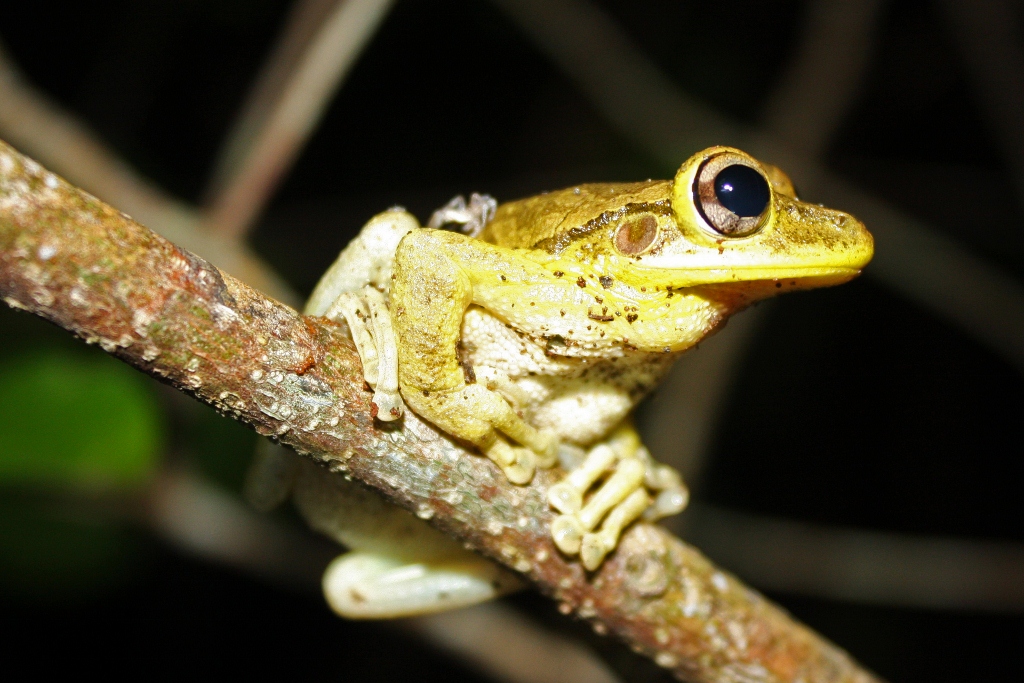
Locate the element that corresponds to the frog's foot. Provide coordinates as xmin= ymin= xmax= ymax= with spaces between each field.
xmin=427 ymin=193 xmax=497 ymax=238
xmin=486 ymin=438 xmax=541 ymax=485
xmin=324 ymin=285 xmax=405 ymax=421
xmin=474 ymin=367 xmax=560 ymax=479
xmin=322 ymin=550 xmax=521 ymax=619
xmin=405 ymin=382 xmax=558 ymax=485
xmin=547 ymin=443 xmax=689 ymax=570
xmin=638 ymin=446 xmax=690 ymax=521
xmin=481 ymin=415 xmax=559 ymax=485
xmin=548 ymin=447 xmax=650 ymax=569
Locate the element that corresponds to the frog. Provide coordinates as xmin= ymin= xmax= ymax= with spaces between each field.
xmin=246 ymin=146 xmax=873 ymax=619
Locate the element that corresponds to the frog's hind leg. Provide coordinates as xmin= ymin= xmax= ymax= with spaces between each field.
xmin=243 ymin=440 xmax=300 ymax=512
xmin=292 ymin=458 xmax=521 ymax=618
xmin=547 ymin=422 xmax=689 ymax=570
xmin=307 ymin=208 xmax=417 ymax=421
xmin=322 ymin=551 xmax=517 ymax=619
xmin=324 ymin=287 xmax=403 ymax=420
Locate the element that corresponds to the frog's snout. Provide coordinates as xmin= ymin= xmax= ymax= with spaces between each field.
xmin=829 ymin=208 xmax=874 ymax=274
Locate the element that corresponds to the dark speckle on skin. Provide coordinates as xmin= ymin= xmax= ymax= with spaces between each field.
xmin=576 ymin=277 xmax=587 ymax=288
xmin=599 ymin=275 xmax=614 ymax=289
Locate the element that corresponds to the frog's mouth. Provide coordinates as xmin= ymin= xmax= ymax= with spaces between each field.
xmin=624 ymin=262 xmax=870 ymax=291
xmin=699 ymin=268 xmax=865 ymax=299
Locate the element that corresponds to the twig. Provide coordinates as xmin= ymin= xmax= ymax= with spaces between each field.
xmin=3 ymin=25 xmax=623 ymax=680
xmin=761 ymin=0 xmax=885 ymax=157
xmin=683 ymin=503 xmax=1024 ymax=612
xmin=204 ymin=0 xmax=342 ymax=203
xmin=939 ymin=0 xmax=1024 ymax=220
xmin=637 ymin=305 xmax=769 ymax=489
xmin=146 ymin=463 xmax=335 ymax=586
xmin=491 ymin=0 xmax=1024 ymax=375
xmin=406 ymin=603 xmax=621 ymax=683
xmin=0 ymin=40 xmax=297 ymax=305
xmin=202 ymin=0 xmax=396 ymax=240
xmin=0 ymin=140 xmax=882 ymax=682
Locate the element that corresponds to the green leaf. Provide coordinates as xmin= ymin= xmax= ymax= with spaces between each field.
xmin=0 ymin=351 xmax=163 ymax=492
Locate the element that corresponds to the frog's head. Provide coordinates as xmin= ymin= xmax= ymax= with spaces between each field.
xmin=612 ymin=146 xmax=873 ymax=303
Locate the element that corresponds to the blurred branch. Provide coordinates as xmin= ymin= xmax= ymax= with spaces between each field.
xmin=939 ymin=0 xmax=1024 ymax=220
xmin=146 ymin=464 xmax=334 ymax=586
xmin=407 ymin=603 xmax=621 ymax=683
xmin=202 ymin=0 xmax=396 ymax=240
xmin=761 ymin=0 xmax=884 ymax=157
xmin=0 ymin=140 xmax=881 ymax=683
xmin=683 ymin=504 xmax=1024 ymax=613
xmin=0 ymin=40 xmax=297 ymax=305
xmin=637 ymin=305 xmax=769 ymax=490
xmin=492 ymin=0 xmax=1024 ymax=375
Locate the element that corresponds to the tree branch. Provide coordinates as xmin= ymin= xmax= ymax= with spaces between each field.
xmin=0 ymin=139 xmax=881 ymax=683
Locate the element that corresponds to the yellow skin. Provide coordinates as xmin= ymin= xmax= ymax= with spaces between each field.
xmin=271 ymin=146 xmax=872 ymax=618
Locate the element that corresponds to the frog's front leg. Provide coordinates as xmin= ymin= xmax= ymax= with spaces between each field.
xmin=391 ymin=230 xmax=558 ymax=485
xmin=548 ymin=422 xmax=689 ymax=570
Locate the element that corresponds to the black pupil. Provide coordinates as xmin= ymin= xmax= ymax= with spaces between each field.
xmin=714 ymin=164 xmax=770 ymax=217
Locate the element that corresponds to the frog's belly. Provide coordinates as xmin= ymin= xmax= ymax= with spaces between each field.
xmin=460 ymin=307 xmax=673 ymax=446
xmin=512 ymin=376 xmax=633 ymax=445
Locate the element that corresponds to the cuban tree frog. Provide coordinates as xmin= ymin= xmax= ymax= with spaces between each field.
xmin=247 ymin=146 xmax=873 ymax=618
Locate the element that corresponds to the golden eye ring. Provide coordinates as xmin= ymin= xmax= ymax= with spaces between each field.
xmin=693 ymin=153 xmax=771 ymax=237
xmin=614 ymin=214 xmax=659 ymax=255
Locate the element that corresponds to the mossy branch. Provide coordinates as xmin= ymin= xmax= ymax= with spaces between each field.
xmin=0 ymin=139 xmax=882 ymax=683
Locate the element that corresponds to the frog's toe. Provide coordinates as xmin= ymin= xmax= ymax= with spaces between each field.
xmin=551 ymin=514 xmax=585 ymax=555
xmin=427 ymin=192 xmax=497 ymax=238
xmin=547 ymin=481 xmax=584 ymax=515
xmin=371 ymin=388 xmax=405 ymax=422
xmin=533 ymin=430 xmax=560 ymax=469
xmin=644 ymin=486 xmax=689 ymax=521
xmin=639 ymin=453 xmax=689 ymax=520
xmin=502 ymin=446 xmax=537 ymax=485
xmin=548 ymin=444 xmax=616 ymax=515
xmin=580 ymin=488 xmax=650 ymax=570
xmin=485 ymin=439 xmax=535 ymax=484
xmin=579 ymin=533 xmax=614 ymax=571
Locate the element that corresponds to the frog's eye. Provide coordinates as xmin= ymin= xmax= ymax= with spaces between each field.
xmin=614 ymin=214 xmax=659 ymax=255
xmin=694 ymin=154 xmax=771 ymax=237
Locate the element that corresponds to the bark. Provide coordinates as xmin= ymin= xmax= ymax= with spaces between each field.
xmin=0 ymin=139 xmax=882 ymax=683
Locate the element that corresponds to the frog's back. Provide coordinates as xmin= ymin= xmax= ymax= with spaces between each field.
xmin=480 ymin=180 xmax=671 ymax=251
